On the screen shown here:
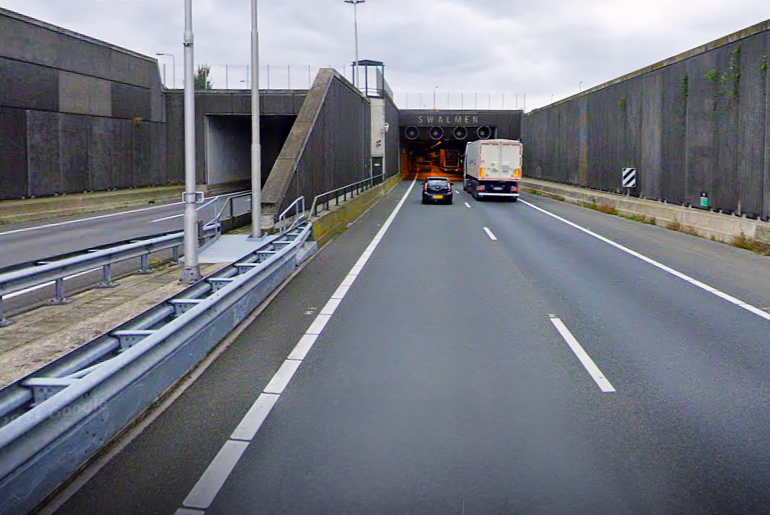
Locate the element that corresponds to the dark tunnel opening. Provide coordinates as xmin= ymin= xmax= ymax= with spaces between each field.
xmin=205 ymin=114 xmax=296 ymax=188
xmin=399 ymin=127 xmax=499 ymax=180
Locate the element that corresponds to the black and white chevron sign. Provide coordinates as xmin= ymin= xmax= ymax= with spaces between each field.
xmin=622 ymin=167 xmax=637 ymax=188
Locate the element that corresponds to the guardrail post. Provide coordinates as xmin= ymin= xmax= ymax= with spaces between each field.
xmin=0 ymin=297 xmax=13 ymax=327
xmin=172 ymin=246 xmax=181 ymax=264
xmin=97 ymin=264 xmax=118 ymax=289
xmin=139 ymin=254 xmax=152 ymax=275
xmin=52 ymin=278 xmax=69 ymax=304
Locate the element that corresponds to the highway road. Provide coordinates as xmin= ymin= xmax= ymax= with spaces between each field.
xmin=0 ymin=192 xmax=250 ymax=270
xmin=48 ymin=180 xmax=770 ymax=514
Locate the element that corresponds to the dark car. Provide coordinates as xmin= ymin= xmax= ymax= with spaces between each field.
xmin=422 ymin=176 xmax=453 ymax=205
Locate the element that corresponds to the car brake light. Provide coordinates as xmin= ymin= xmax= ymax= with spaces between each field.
xmin=477 ymin=185 xmax=485 ymax=191
xmin=513 ymin=187 xmax=519 ymax=192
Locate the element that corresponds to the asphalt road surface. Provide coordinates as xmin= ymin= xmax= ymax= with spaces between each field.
xmin=49 ymin=180 xmax=770 ymax=515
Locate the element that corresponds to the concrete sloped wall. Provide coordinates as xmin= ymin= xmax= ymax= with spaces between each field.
xmin=261 ymin=69 xmax=372 ymax=225
xmin=523 ymin=20 xmax=770 ymax=219
xmin=0 ymin=8 xmax=169 ymax=201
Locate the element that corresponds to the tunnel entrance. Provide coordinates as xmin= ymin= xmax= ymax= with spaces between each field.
xmin=399 ymin=126 xmax=498 ymax=182
xmin=205 ymin=114 xmax=296 ymax=188
xmin=398 ymin=109 xmax=522 ymax=182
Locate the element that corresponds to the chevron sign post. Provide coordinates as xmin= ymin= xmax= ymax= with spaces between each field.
xmin=622 ymin=167 xmax=637 ymax=189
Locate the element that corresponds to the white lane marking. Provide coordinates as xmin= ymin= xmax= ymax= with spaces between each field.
xmin=464 ymin=202 xmax=471 ymax=208
xmin=263 ymin=359 xmax=302 ymax=395
xmin=456 ymin=190 xmax=460 ymax=194
xmin=150 ymin=202 xmax=215 ymax=223
xmin=5 ymin=267 xmax=98 ymax=299
xmin=550 ymin=316 xmax=616 ymax=393
xmin=230 ymin=393 xmax=280 ymax=442
xmin=306 ymin=314 xmax=332 ymax=335
xmin=175 ymin=178 xmax=418 ymax=514
xmin=288 ymin=334 xmax=319 ymax=361
xmin=320 ymin=298 xmax=342 ymax=316
xmin=522 ymin=200 xmax=770 ymax=323
xmin=0 ymin=202 xmax=183 ymax=237
xmin=182 ymin=440 xmax=249 ymax=509
xmin=484 ymin=227 xmax=498 ymax=241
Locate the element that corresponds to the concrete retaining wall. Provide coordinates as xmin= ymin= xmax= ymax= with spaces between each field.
xmin=522 ymin=178 xmax=770 ymax=246
xmin=0 ymin=8 xmax=170 ymax=201
xmin=312 ymin=175 xmax=401 ymax=248
xmin=523 ymin=20 xmax=770 ymax=220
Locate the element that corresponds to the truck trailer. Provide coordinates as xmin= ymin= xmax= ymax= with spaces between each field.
xmin=463 ymin=139 xmax=522 ymax=201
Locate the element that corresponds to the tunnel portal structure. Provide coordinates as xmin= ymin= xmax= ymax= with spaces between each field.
xmin=398 ymin=110 xmax=522 ymax=179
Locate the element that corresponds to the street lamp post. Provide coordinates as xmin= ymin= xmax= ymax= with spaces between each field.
xmin=181 ymin=0 xmax=200 ymax=283
xmin=344 ymin=0 xmax=364 ymax=88
xmin=251 ymin=0 xmax=262 ymax=239
xmin=156 ymin=52 xmax=176 ymax=88
xmin=433 ymin=86 xmax=438 ymax=110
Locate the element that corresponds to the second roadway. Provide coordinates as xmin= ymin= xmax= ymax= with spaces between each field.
xmin=51 ymin=179 xmax=770 ymax=514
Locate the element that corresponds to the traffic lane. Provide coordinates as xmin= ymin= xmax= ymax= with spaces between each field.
xmin=516 ymin=191 xmax=770 ymax=314
xmin=0 ymin=197 xmax=226 ymax=269
xmin=472 ymin=193 xmax=770 ymax=512
xmin=207 ymin=187 xmax=649 ymax=514
xmin=50 ymin=182 xmax=412 ymax=515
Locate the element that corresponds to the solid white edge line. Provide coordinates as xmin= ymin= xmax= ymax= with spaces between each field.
xmin=521 ymin=200 xmax=770 ymax=323
xmin=288 ymin=334 xmax=319 ymax=361
xmin=0 ymin=202 xmax=185 ymax=237
xmin=340 ymin=274 xmax=357 ymax=287
xmin=306 ymin=314 xmax=332 ymax=335
xmin=550 ymin=317 xmax=616 ymax=393
xmin=182 ymin=440 xmax=249 ymax=509
xmin=484 ymin=227 xmax=498 ymax=241
xmin=230 ymin=393 xmax=280 ymax=442
xmin=263 ymin=359 xmax=302 ymax=395
xmin=150 ymin=213 xmax=184 ymax=223
xmin=349 ymin=264 xmax=365 ymax=276
xmin=331 ymin=284 xmax=351 ymax=300
xmin=175 ymin=178 xmax=419 ymax=514
xmin=320 ymin=298 xmax=342 ymax=316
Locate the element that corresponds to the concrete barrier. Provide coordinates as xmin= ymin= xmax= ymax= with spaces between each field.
xmin=312 ymin=175 xmax=402 ymax=248
xmin=0 ymin=187 xmax=185 ymax=225
xmin=522 ymin=178 xmax=770 ymax=247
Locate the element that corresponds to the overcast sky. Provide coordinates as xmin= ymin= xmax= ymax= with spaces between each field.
xmin=2 ymin=0 xmax=769 ymax=110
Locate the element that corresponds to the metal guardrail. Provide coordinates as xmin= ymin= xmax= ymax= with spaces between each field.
xmin=0 ymin=216 xmax=315 ymax=515
xmin=309 ymin=174 xmax=385 ymax=217
xmin=204 ymin=191 xmax=253 ymax=236
xmin=276 ymin=196 xmax=307 ymax=233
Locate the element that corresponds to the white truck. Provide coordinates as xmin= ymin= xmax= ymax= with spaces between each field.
xmin=463 ymin=139 xmax=523 ymax=201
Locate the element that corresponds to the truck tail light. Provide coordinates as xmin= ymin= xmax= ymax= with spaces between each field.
xmin=479 ymin=168 xmax=485 ymax=178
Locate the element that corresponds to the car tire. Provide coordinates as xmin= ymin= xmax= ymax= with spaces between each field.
xmin=511 ymin=197 xmax=518 ymax=203
xmin=447 ymin=198 xmax=453 ymax=205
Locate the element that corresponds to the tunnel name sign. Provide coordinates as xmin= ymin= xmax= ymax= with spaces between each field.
xmin=417 ymin=114 xmax=480 ymax=125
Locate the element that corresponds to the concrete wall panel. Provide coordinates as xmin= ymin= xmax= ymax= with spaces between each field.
xmin=27 ymin=111 xmax=62 ymax=196
xmin=59 ymin=115 xmax=90 ymax=193
xmin=523 ymin=22 xmax=770 ymax=218
xmin=112 ymin=120 xmax=133 ymax=189
xmin=150 ymin=122 xmax=167 ymax=185
xmin=89 ymin=117 xmax=113 ymax=191
xmin=58 ymin=36 xmax=112 ymax=79
xmin=0 ymin=57 xmax=58 ymax=111
xmin=0 ymin=107 xmax=28 ymax=200
xmin=133 ymin=122 xmax=152 ymax=186
xmin=59 ymin=71 xmax=112 ymax=117
xmin=112 ymin=83 xmax=151 ymax=121
xmin=0 ymin=14 xmax=59 ymax=67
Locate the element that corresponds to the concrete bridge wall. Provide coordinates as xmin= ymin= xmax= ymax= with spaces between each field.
xmin=523 ymin=20 xmax=770 ymax=219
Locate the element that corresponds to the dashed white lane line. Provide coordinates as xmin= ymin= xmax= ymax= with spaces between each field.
xmin=177 ymin=178 xmax=419 ymax=513
xmin=521 ymin=200 xmax=770 ymax=323
xmin=484 ymin=227 xmax=498 ymax=241
xmin=464 ymin=202 xmax=471 ymax=208
xmin=550 ymin=316 xmax=616 ymax=393
xmin=182 ymin=440 xmax=249 ymax=510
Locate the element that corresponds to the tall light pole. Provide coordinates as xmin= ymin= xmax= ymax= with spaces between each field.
xmin=344 ymin=0 xmax=364 ymax=88
xmin=181 ymin=0 xmax=200 ymax=283
xmin=433 ymin=86 xmax=438 ymax=110
xmin=251 ymin=0 xmax=262 ymax=239
xmin=156 ymin=52 xmax=176 ymax=88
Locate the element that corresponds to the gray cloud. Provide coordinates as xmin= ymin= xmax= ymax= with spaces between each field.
xmin=2 ymin=0 xmax=768 ymax=109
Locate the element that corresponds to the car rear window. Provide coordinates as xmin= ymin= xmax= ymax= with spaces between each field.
xmin=427 ymin=180 xmax=448 ymax=187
